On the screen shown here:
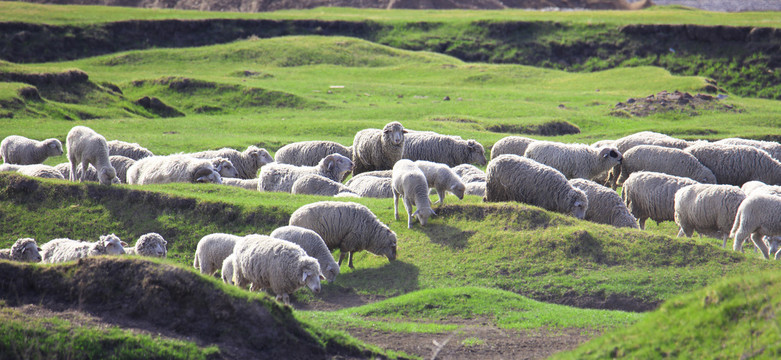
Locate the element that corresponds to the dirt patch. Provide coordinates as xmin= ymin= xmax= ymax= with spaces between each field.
xmin=486 ymin=121 xmax=581 ymax=136
xmin=538 ymin=291 xmax=660 ymax=313
xmin=610 ymin=90 xmax=739 ymax=117
xmin=294 ymin=286 xmax=387 ymax=311
xmin=136 ymin=95 xmax=185 ymax=117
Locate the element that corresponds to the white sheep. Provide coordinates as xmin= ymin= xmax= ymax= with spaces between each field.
xmin=232 ymin=234 xmax=323 ymax=306
xmin=275 ymin=141 xmax=352 ymax=167
xmin=124 ymin=232 xmax=167 ymax=257
xmin=258 ymin=153 xmax=353 ymax=193
xmin=193 ymin=233 xmax=243 ymax=276
xmin=716 ymin=138 xmax=781 ymax=161
xmin=613 ymin=145 xmax=717 ymax=188
xmin=106 ymin=140 xmax=154 ymax=160
xmin=674 ymin=184 xmax=746 ymax=247
xmin=452 ymin=163 xmax=486 ymax=183
xmin=729 ymin=192 xmax=781 ymax=259
xmin=66 ymin=126 xmax=118 ymax=186
xmin=40 ymin=234 xmax=127 ymax=264
xmin=685 ymin=143 xmax=781 ymax=186
xmin=221 ymin=253 xmax=237 ymax=285
xmin=291 ymin=174 xmax=358 ymax=197
xmin=606 ymin=131 xmax=689 ymax=186
xmin=524 ymin=141 xmax=623 ymax=180
xmin=349 ymin=170 xmax=393 ymax=179
xmin=344 ymin=175 xmax=394 ymax=198
xmin=188 ymin=146 xmax=273 ymax=179
xmin=126 ymin=154 xmax=222 ymax=185
xmin=221 ymin=177 xmax=259 ymax=190
xmin=464 ymin=181 xmax=486 ymax=197
xmin=568 ymin=178 xmax=639 ymax=228
xmin=209 ymin=157 xmax=240 ymax=178
xmin=414 ymin=160 xmax=465 ymax=206
xmin=0 ymin=238 xmax=43 ymax=262
xmin=0 ymin=135 xmax=63 ymax=165
xmin=288 ymin=201 xmax=397 ymax=269
xmin=402 ymin=131 xmax=486 ymax=167
xmin=270 ymin=225 xmax=340 ymax=283
xmin=8 ymin=164 xmax=66 ymax=180
xmin=485 ymin=155 xmax=588 ymax=219
xmin=741 ymin=180 xmax=781 ymax=197
xmin=351 ymin=121 xmax=406 ymax=175
xmin=490 ymin=136 xmax=536 ymax=160
xmin=393 ymin=159 xmax=437 ymax=228
xmin=56 ymin=155 xmax=134 ymax=183
xmin=591 ymin=139 xmax=616 ymax=148
xmin=621 ymin=171 xmax=699 ymax=230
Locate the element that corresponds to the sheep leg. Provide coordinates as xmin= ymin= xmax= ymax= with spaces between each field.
xmin=80 ymin=160 xmax=90 ymax=182
xmin=338 ymin=251 xmax=345 ymax=266
xmin=403 ymin=197 xmax=415 ymax=229
xmin=434 ymin=188 xmax=445 ymax=206
xmin=750 ymin=233 xmax=770 ymax=259
xmin=733 ymin=228 xmax=750 ymax=253
xmin=393 ymin=190 xmax=400 ymax=221
xmin=348 ymin=251 xmax=355 ymax=269
xmin=676 ymin=228 xmax=685 ymax=238
xmin=68 ymin=158 xmax=78 ymax=182
xmin=721 ymin=234 xmax=729 ymax=249
xmin=638 ymin=217 xmax=646 ymax=230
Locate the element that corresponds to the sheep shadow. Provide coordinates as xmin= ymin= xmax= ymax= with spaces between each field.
xmin=421 ymin=223 xmax=474 ymax=250
xmin=335 ymin=259 xmax=419 ymax=295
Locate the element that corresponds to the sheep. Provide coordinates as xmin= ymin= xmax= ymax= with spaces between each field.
xmin=66 ymin=126 xmax=118 ymax=186
xmin=275 ymin=141 xmax=352 ymax=167
xmin=766 ymin=236 xmax=781 ymax=260
xmin=193 ymin=233 xmax=243 ymax=276
xmin=288 ymin=201 xmax=397 ymax=269
xmin=621 ymin=171 xmax=700 ymax=230
xmin=414 ymin=160 xmax=465 ymax=206
xmin=126 ymin=154 xmax=222 ymax=185
xmin=685 ymin=143 xmax=781 ymax=186
xmin=188 ymin=146 xmax=273 ymax=179
xmin=729 ymin=192 xmax=781 ymax=258
xmin=606 ymin=131 xmax=690 ymax=186
xmin=351 ymin=121 xmax=406 ymax=175
xmin=106 ymin=140 xmax=154 ymax=160
xmin=464 ymin=181 xmax=486 ymax=197
xmin=452 ymin=163 xmax=486 ymax=183
xmin=344 ymin=175 xmax=394 ymax=198
xmin=490 ymin=136 xmax=536 ymax=160
xmin=5 ymin=164 xmax=66 ymax=180
xmin=485 ymin=155 xmax=588 ymax=219
xmin=402 ymin=131 xmax=486 ymax=167
xmin=613 ymin=145 xmax=717 ymax=188
xmin=291 ymin=174 xmax=358 ymax=197
xmin=258 ymin=153 xmax=353 ymax=193
xmin=221 ymin=177 xmax=259 ymax=190
xmin=741 ymin=181 xmax=781 ymax=197
xmin=524 ymin=141 xmax=623 ymax=180
xmin=221 ymin=253 xmax=237 ymax=285
xmin=568 ymin=178 xmax=639 ymax=228
xmin=124 ymin=232 xmax=167 ymax=257
xmin=209 ymin=157 xmax=240 ymax=178
xmin=0 ymin=238 xmax=42 ymax=262
xmin=716 ymin=138 xmax=781 ymax=161
xmin=674 ymin=184 xmax=746 ymax=247
xmin=40 ymin=234 xmax=127 ymax=264
xmin=349 ymin=170 xmax=393 ymax=179
xmin=232 ymin=234 xmax=324 ymax=306
xmin=56 ymin=155 xmax=135 ymax=183
xmin=392 ymin=159 xmax=437 ymax=228
xmin=591 ymin=139 xmax=616 ymax=148
xmin=270 ymin=225 xmax=340 ymax=283
xmin=0 ymin=135 xmax=63 ymax=165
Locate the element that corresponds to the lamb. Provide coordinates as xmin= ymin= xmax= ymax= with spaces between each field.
xmin=524 ymin=141 xmax=622 ymax=180
xmin=6 ymin=164 xmax=66 ymax=180
xmin=568 ymin=178 xmax=639 ymax=228
xmin=40 ymin=234 xmax=127 ymax=264
xmin=106 ymin=140 xmax=154 ymax=160
xmin=741 ymin=181 xmax=781 ymax=197
xmin=209 ymin=157 xmax=240 ymax=178
xmin=123 ymin=232 xmax=167 ymax=257
xmin=613 ymin=145 xmax=717 ymax=188
xmin=188 ymin=146 xmax=273 ymax=179
xmin=56 ymin=155 xmax=135 ymax=183
xmin=270 ymin=225 xmax=340 ymax=283
xmin=716 ymin=138 xmax=781 ymax=161
xmin=193 ymin=233 xmax=243 ymax=276
xmin=729 ymin=192 xmax=781 ymax=258
xmin=452 ymin=163 xmax=486 ymax=183
xmin=490 ymin=136 xmax=536 ymax=160
xmin=221 ymin=177 xmax=259 ymax=190
xmin=221 ymin=253 xmax=237 ymax=285
xmin=620 ymin=171 xmax=700 ymax=230
xmin=291 ymin=174 xmax=358 ymax=197
xmin=275 ymin=141 xmax=352 ymax=167
xmin=126 ymin=154 xmax=222 ymax=185
xmin=66 ymin=126 xmax=118 ymax=185
xmin=344 ymin=175 xmax=394 ymax=198
xmin=258 ymin=153 xmax=353 ymax=193
xmin=288 ymin=201 xmax=397 ymax=269
xmin=393 ymin=159 xmax=437 ymax=228
xmin=0 ymin=238 xmax=43 ymax=262
xmin=674 ymin=184 xmax=746 ymax=247
xmin=351 ymin=121 xmax=406 ymax=175
xmin=0 ymin=135 xmax=63 ymax=165
xmin=402 ymin=131 xmax=486 ymax=167
xmin=232 ymin=234 xmax=324 ymax=306
xmin=685 ymin=143 xmax=781 ymax=186
xmin=485 ymin=155 xmax=588 ymax=219
xmin=464 ymin=181 xmax=486 ymax=197
xmin=414 ymin=160 xmax=465 ymax=206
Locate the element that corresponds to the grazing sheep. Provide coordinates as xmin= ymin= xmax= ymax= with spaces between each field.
xmin=524 ymin=141 xmax=623 ymax=180
xmin=258 ymin=153 xmax=353 ymax=193
xmin=126 ymin=154 xmax=222 ymax=185
xmin=393 ymin=159 xmax=437 ymax=228
xmin=485 ymin=155 xmax=588 ymax=219
xmin=674 ymin=184 xmax=746 ymax=247
xmin=414 ymin=160 xmax=465 ymax=206
xmin=209 ymin=157 xmax=240 ymax=178
xmin=193 ymin=233 xmax=243 ymax=276
xmin=288 ymin=201 xmax=397 ymax=269
xmin=568 ymin=178 xmax=639 ymax=228
xmin=275 ymin=141 xmax=352 ymax=167
xmin=685 ymin=143 xmax=781 ymax=186
xmin=222 ymin=177 xmax=259 ymax=190
xmin=0 ymin=135 xmax=63 ymax=165
xmin=402 ymin=131 xmax=486 ymax=167
xmin=452 ymin=163 xmax=486 ymax=183
xmin=0 ymin=238 xmax=43 ymax=262
xmin=613 ymin=145 xmax=717 ymax=188
xmin=232 ymin=234 xmax=324 ymax=306
xmin=56 ymin=155 xmax=135 ymax=183
xmin=729 ymin=193 xmax=781 ymax=258
xmin=124 ymin=232 xmax=167 ymax=257
xmin=621 ymin=171 xmax=699 ymax=229
xmin=66 ymin=126 xmax=118 ymax=185
xmin=351 ymin=121 xmax=406 ymax=175
xmin=270 ymin=225 xmax=340 ymax=283
xmin=221 ymin=253 xmax=237 ymax=285
xmin=108 ymin=155 xmax=135 ymax=183
xmin=345 ymin=175 xmax=394 ymax=198
xmin=106 ymin=140 xmax=154 ymax=160
xmin=188 ymin=146 xmax=273 ymax=179
xmin=716 ymin=138 xmax=781 ymax=161
xmin=291 ymin=174 xmax=357 ymax=197
xmin=490 ymin=136 xmax=536 ymax=160
xmin=7 ymin=164 xmax=66 ymax=180
xmin=40 ymin=234 xmax=127 ymax=264
xmin=464 ymin=181 xmax=486 ymax=197
xmin=741 ymin=181 xmax=781 ymax=197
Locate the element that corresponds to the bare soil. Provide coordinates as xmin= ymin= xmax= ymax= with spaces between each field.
xmin=610 ymin=89 xmax=739 ymax=118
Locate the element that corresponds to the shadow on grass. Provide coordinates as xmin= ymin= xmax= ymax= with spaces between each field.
xmin=335 ymin=260 xmax=420 ymax=296
xmin=421 ymin=223 xmax=474 ymax=250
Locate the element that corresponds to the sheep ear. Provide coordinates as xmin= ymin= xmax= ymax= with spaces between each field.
xmin=120 ymin=241 xmax=128 ymax=246
xmin=37 ymin=247 xmax=42 ymax=252
xmin=412 ymin=209 xmax=419 ymax=217
xmin=402 ymin=129 xmax=408 ymax=133
xmin=326 ymin=264 xmax=332 ymax=272
xmin=319 ymin=274 xmax=326 ymax=280
xmin=302 ymin=272 xmax=308 ymax=282
xmin=326 ymin=157 xmax=335 ymax=171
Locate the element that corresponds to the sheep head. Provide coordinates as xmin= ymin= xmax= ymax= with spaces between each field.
xmin=99 ymin=167 xmax=119 ymax=185
xmin=569 ymin=188 xmax=589 ymax=220
xmin=11 ymin=238 xmax=42 ymax=262
xmin=44 ymin=139 xmax=64 ymax=156
xmin=466 ymin=139 xmax=487 ymax=165
xmin=323 ymin=263 xmax=340 ymax=283
xmin=598 ymin=146 xmax=623 ymax=166
xmin=135 ymin=232 xmax=167 ymax=257
xmin=246 ymin=146 xmax=274 ymax=167
xmin=212 ymin=157 xmax=239 ymax=178
xmin=383 ymin=121 xmax=406 ymax=147
xmin=193 ymin=166 xmax=222 ymax=184
xmin=300 ymin=257 xmax=324 ymax=294
xmin=95 ymin=234 xmax=127 ymax=255
xmin=413 ymin=207 xmax=436 ymax=227
xmin=451 ymin=182 xmax=466 ymax=200
xmin=322 ymin=153 xmax=353 ymax=179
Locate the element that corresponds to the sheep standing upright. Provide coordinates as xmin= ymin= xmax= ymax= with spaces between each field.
xmin=124 ymin=233 xmax=167 ymax=257
xmin=288 ymin=201 xmax=397 ymax=269
xmin=66 ymin=126 xmax=118 ymax=185
xmin=414 ymin=160 xmax=465 ymax=206
xmin=270 ymin=225 xmax=340 ymax=283
xmin=0 ymin=238 xmax=43 ymax=262
xmin=730 ymin=193 xmax=781 ymax=258
xmin=258 ymin=153 xmax=353 ymax=193
xmin=568 ymin=179 xmax=638 ymax=228
xmin=40 ymin=234 xmax=127 ymax=264
xmin=674 ymin=184 xmax=746 ymax=247
xmin=490 ymin=136 xmax=536 ymax=160
xmin=402 ymin=131 xmax=486 ymax=167
xmin=621 ymin=171 xmax=699 ymax=229
xmin=275 ymin=141 xmax=352 ymax=167
xmin=0 ymin=135 xmax=63 ymax=165
xmin=524 ymin=141 xmax=622 ymax=180
xmin=613 ymin=145 xmax=716 ymax=188
xmin=106 ymin=140 xmax=154 ymax=160
xmin=351 ymin=121 xmax=406 ymax=175
xmin=685 ymin=143 xmax=781 ymax=186
xmin=193 ymin=233 xmax=244 ymax=276
xmin=392 ymin=159 xmax=436 ymax=228
xmin=485 ymin=155 xmax=588 ymax=219
xmin=188 ymin=146 xmax=273 ymax=179
xmin=126 ymin=154 xmax=222 ymax=185
xmin=606 ymin=131 xmax=689 ymax=186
